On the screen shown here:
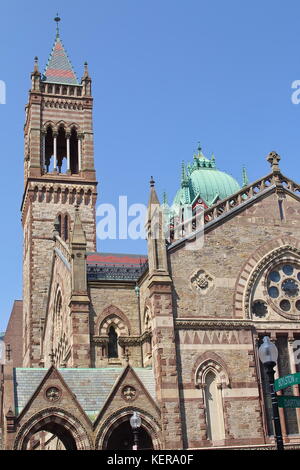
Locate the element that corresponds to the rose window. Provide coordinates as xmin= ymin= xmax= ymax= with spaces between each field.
xmin=267 ymin=263 xmax=300 ymax=314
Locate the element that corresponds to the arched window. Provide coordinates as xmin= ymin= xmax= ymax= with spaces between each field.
xmin=195 ymin=357 xmax=228 ymax=442
xmin=204 ymin=370 xmax=225 ymax=441
xmin=64 ymin=214 xmax=69 ymax=241
xmin=55 ymin=215 xmax=62 ymax=238
xmin=57 ymin=126 xmax=67 ymax=173
xmin=70 ymin=127 xmax=79 ymax=174
xmin=108 ymin=326 xmax=118 ymax=358
xmin=45 ymin=126 xmax=54 ymax=172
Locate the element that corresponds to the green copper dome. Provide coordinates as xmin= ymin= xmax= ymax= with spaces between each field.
xmin=173 ymin=146 xmax=241 ymax=207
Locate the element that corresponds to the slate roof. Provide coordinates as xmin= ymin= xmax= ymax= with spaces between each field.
xmin=43 ymin=35 xmax=79 ymax=85
xmin=87 ymin=253 xmax=148 ymax=282
xmin=13 ymin=367 xmax=155 ymax=422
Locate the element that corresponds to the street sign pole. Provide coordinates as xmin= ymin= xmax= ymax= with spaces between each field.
xmin=264 ymin=362 xmax=284 ymax=451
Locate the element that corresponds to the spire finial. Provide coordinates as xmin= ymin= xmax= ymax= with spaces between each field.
xmin=34 ymin=56 xmax=39 ymax=73
xmin=181 ymin=161 xmax=189 ymax=187
xmin=242 ymin=165 xmax=249 ymax=187
xmin=150 ymin=176 xmax=155 ymax=188
xmin=197 ymin=142 xmax=202 ymax=154
xmin=54 ymin=13 xmax=61 ymax=38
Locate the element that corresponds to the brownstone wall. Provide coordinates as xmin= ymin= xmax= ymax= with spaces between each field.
xmin=89 ymin=283 xmax=143 ymax=367
xmin=43 ymin=237 xmax=72 ymax=368
xmin=166 ymin=191 xmax=300 ymax=447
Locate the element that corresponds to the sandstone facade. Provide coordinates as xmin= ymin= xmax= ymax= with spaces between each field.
xmin=1 ymin=26 xmax=300 ymax=451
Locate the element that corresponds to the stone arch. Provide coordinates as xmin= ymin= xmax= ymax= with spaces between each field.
xmin=42 ymin=120 xmax=55 ymax=133
xmin=96 ymin=305 xmax=131 ymax=336
xmin=99 ymin=315 xmax=129 ymax=337
xmin=193 ymin=351 xmax=231 ymax=388
xmin=233 ymin=236 xmax=300 ymax=318
xmin=68 ymin=122 xmax=80 ymax=132
xmin=55 ymin=120 xmax=67 ymax=132
xmin=14 ymin=408 xmax=92 ymax=450
xmin=95 ymin=407 xmax=161 ymax=450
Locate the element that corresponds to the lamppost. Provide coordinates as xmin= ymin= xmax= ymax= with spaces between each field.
xmin=258 ymin=336 xmax=284 ymax=451
xmin=130 ymin=412 xmax=142 ymax=450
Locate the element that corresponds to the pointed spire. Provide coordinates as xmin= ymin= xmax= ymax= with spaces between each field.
xmin=162 ymin=192 xmax=168 ymax=205
xmin=242 ymin=166 xmax=249 ymax=187
xmin=148 ymin=176 xmax=160 ymax=207
xmin=181 ymin=162 xmax=189 ymax=188
xmin=43 ymin=17 xmax=79 ymax=85
xmin=83 ymin=62 xmax=89 ymax=78
xmin=31 ymin=56 xmax=41 ymax=91
xmin=34 ymin=56 xmax=39 ymax=74
xmin=71 ymin=206 xmax=86 ymax=245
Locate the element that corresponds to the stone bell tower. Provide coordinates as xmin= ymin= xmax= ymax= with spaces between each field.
xmin=22 ymin=17 xmax=98 ymax=367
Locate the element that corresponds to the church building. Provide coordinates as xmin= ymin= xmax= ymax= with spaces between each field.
xmin=1 ymin=19 xmax=300 ymax=450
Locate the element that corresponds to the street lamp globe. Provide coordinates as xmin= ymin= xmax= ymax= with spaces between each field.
xmin=130 ymin=411 xmax=142 ymax=430
xmin=258 ymin=336 xmax=278 ymax=365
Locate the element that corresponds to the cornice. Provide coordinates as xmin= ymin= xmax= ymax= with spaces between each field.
xmin=174 ymin=318 xmax=254 ymax=330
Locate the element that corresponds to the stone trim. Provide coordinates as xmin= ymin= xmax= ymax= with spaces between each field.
xmin=175 ymin=319 xmax=253 ymax=330
xmin=96 ymin=305 xmax=131 ymax=336
xmin=168 ymin=171 xmax=300 ymax=251
xmin=192 ymin=352 xmax=231 ymax=389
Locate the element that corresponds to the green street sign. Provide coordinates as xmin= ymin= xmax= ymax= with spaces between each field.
xmin=274 ymin=372 xmax=300 ymax=392
xmin=278 ymin=396 xmax=300 ymax=408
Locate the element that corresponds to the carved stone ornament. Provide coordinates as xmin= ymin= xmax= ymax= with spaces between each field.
xmin=122 ymin=385 xmax=137 ymax=402
xmin=45 ymin=387 xmax=61 ymax=402
xmin=191 ymin=269 xmax=214 ymax=294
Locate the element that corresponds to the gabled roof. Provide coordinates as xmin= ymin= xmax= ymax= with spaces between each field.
xmin=13 ymin=367 xmax=155 ymax=422
xmin=42 ymin=34 xmax=79 ymax=85
xmin=168 ymin=162 xmax=300 ymax=251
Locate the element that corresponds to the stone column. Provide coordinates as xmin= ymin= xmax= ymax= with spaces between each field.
xmin=66 ymin=133 xmax=71 ymax=173
xmin=42 ymin=132 xmax=46 ymax=172
xmin=78 ymin=135 xmax=82 ymax=172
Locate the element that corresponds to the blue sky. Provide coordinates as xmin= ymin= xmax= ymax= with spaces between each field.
xmin=1 ymin=0 xmax=300 ymax=330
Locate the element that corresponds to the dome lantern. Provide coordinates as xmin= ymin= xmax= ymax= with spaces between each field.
xmin=172 ymin=145 xmax=241 ymax=208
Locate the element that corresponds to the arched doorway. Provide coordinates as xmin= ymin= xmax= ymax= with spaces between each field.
xmin=14 ymin=409 xmax=92 ymax=451
xmin=106 ymin=420 xmax=154 ymax=450
xmin=25 ymin=422 xmax=77 ymax=450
